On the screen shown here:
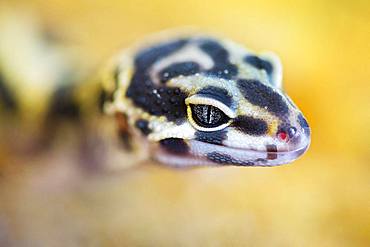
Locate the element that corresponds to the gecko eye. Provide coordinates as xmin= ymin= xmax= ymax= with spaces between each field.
xmin=190 ymin=104 xmax=230 ymax=128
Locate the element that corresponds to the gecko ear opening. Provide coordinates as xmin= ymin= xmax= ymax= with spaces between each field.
xmin=259 ymin=52 xmax=283 ymax=89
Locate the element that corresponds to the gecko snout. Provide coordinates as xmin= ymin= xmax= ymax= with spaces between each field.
xmin=276 ymin=125 xmax=310 ymax=152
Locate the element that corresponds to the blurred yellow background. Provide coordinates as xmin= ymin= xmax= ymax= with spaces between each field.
xmin=0 ymin=0 xmax=369 ymax=246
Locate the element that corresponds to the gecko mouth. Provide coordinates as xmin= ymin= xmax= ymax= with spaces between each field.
xmin=155 ymin=139 xmax=310 ymax=168
xmin=155 ymin=128 xmax=310 ymax=167
xmin=154 ymin=127 xmax=310 ymax=167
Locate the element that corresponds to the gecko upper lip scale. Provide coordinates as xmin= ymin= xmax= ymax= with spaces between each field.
xmin=156 ymin=127 xmax=310 ymax=167
xmin=156 ymin=145 xmax=309 ymax=167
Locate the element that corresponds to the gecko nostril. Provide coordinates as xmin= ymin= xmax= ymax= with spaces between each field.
xmin=277 ymin=126 xmax=298 ymax=142
xmin=287 ymin=127 xmax=297 ymax=138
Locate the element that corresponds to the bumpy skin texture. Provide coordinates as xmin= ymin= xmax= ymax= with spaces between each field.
xmin=101 ymin=32 xmax=311 ymax=167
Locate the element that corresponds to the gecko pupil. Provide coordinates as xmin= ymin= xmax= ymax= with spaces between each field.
xmin=191 ymin=104 xmax=229 ymax=128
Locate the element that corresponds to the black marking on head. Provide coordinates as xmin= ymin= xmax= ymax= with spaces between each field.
xmin=127 ymin=79 xmax=188 ymax=121
xmin=237 ymin=79 xmax=289 ymax=117
xmin=232 ymin=116 xmax=268 ymax=136
xmin=199 ymin=39 xmax=238 ymax=80
xmin=298 ymin=114 xmax=310 ymax=136
xmin=0 ymin=73 xmax=17 ymax=111
xmin=47 ymin=85 xmax=80 ymax=120
xmin=207 ymin=152 xmax=255 ymax=166
xmin=127 ymin=39 xmax=190 ymax=122
xmin=135 ymin=119 xmax=151 ymax=135
xmin=207 ymin=63 xmax=238 ymax=80
xmin=199 ymin=39 xmax=229 ymax=62
xmin=298 ymin=114 xmax=309 ymax=128
xmin=159 ymin=138 xmax=189 ymax=154
xmin=135 ymin=39 xmax=188 ymax=69
xmin=159 ymin=61 xmax=200 ymax=83
xmin=197 ymin=86 xmax=233 ymax=108
xmin=195 ymin=130 xmax=227 ymax=145
xmin=266 ymin=144 xmax=277 ymax=160
xmin=244 ymin=55 xmax=273 ymax=75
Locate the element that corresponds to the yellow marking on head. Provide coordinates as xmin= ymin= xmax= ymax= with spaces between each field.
xmin=118 ymin=65 xmax=133 ymax=95
xmin=268 ymin=119 xmax=279 ymax=136
xmin=100 ymin=52 xmax=133 ymax=96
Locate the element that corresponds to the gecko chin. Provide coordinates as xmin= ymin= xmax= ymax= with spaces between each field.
xmin=154 ymin=127 xmax=310 ymax=167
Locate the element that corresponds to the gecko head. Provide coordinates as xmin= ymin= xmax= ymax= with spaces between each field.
xmin=123 ymin=34 xmax=311 ymax=167
xmin=154 ymin=77 xmax=310 ymax=167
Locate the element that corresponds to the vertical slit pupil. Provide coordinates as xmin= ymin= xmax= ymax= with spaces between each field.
xmin=206 ymin=105 xmax=212 ymax=124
